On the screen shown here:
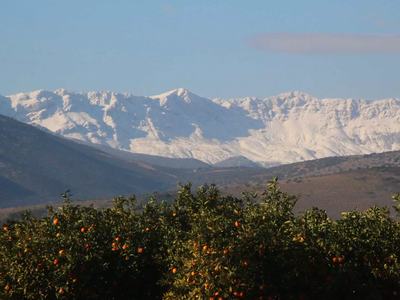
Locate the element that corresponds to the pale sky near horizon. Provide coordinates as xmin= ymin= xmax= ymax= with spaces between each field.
xmin=1 ymin=0 xmax=400 ymax=100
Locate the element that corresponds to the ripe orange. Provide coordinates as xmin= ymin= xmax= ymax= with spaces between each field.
xmin=235 ymin=221 xmax=239 ymax=227
xmin=85 ymin=244 xmax=89 ymax=249
xmin=4 ymin=227 xmax=8 ymax=231
xmin=59 ymin=288 xmax=64 ymax=293
xmin=191 ymin=271 xmax=195 ymax=276
xmin=5 ymin=285 xmax=10 ymax=291
xmin=203 ymin=245 xmax=208 ymax=251
xmin=122 ymin=244 xmax=127 ymax=250
xmin=333 ymin=257 xmax=338 ymax=263
xmin=59 ymin=250 xmax=64 ymax=255
xmin=53 ymin=219 xmax=59 ymax=225
xmin=56 ymin=233 xmax=61 ymax=237
xmin=244 ymin=261 xmax=249 ymax=266
xmin=54 ymin=259 xmax=58 ymax=265
xmin=338 ymin=257 xmax=343 ymax=263
xmin=172 ymin=268 xmax=177 ymax=273
xmin=115 ymin=237 xmax=121 ymax=242
xmin=138 ymin=248 xmax=143 ymax=253
xmin=81 ymin=227 xmax=86 ymax=233
xmin=224 ymin=249 xmax=228 ymax=254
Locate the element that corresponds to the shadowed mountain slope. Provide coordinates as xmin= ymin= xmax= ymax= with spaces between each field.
xmin=0 ymin=114 xmax=178 ymax=208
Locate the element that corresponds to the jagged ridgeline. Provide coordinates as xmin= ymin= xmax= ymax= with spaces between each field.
xmin=1 ymin=89 xmax=400 ymax=167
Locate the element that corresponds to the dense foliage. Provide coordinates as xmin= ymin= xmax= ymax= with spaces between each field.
xmin=1 ymin=178 xmax=400 ymax=299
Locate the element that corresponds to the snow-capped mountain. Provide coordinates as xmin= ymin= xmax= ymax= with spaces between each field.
xmin=1 ymin=88 xmax=400 ymax=167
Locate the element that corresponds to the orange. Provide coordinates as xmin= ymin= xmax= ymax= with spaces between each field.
xmin=224 ymin=249 xmax=228 ymax=254
xmin=138 ymin=248 xmax=143 ymax=253
xmin=59 ymin=250 xmax=64 ymax=255
xmin=3 ymin=227 xmax=8 ymax=231
xmin=115 ymin=237 xmax=121 ymax=242
xmin=85 ymin=244 xmax=89 ymax=249
xmin=172 ymin=268 xmax=177 ymax=273
xmin=333 ymin=257 xmax=338 ymax=263
xmin=235 ymin=221 xmax=239 ymax=227
xmin=53 ymin=219 xmax=59 ymax=225
xmin=81 ymin=227 xmax=86 ymax=233
xmin=122 ymin=244 xmax=127 ymax=250
xmin=5 ymin=285 xmax=10 ymax=291
xmin=56 ymin=233 xmax=61 ymax=237
xmin=203 ymin=245 xmax=208 ymax=251
xmin=338 ymin=257 xmax=343 ymax=263
xmin=54 ymin=259 xmax=58 ymax=265
xmin=59 ymin=288 xmax=64 ymax=293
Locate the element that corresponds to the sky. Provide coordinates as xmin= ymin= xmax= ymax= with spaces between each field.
xmin=1 ymin=0 xmax=400 ymax=100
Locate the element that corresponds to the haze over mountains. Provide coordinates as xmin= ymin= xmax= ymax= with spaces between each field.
xmin=2 ymin=88 xmax=400 ymax=167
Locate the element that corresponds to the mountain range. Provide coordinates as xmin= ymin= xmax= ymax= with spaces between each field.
xmin=2 ymin=88 xmax=400 ymax=167
xmin=1 ymin=111 xmax=400 ymax=215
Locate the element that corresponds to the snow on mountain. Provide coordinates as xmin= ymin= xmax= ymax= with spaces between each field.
xmin=1 ymin=88 xmax=400 ymax=166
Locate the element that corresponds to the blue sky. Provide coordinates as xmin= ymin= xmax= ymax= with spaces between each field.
xmin=1 ymin=0 xmax=399 ymax=99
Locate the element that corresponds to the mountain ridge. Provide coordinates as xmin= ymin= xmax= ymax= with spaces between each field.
xmin=1 ymin=88 xmax=400 ymax=166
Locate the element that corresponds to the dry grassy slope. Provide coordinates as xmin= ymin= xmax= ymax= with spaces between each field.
xmin=220 ymin=167 xmax=400 ymax=219
xmin=2 ymin=167 xmax=399 ymax=221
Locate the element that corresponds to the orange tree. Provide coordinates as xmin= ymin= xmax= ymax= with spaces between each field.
xmin=1 ymin=178 xmax=400 ymax=299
